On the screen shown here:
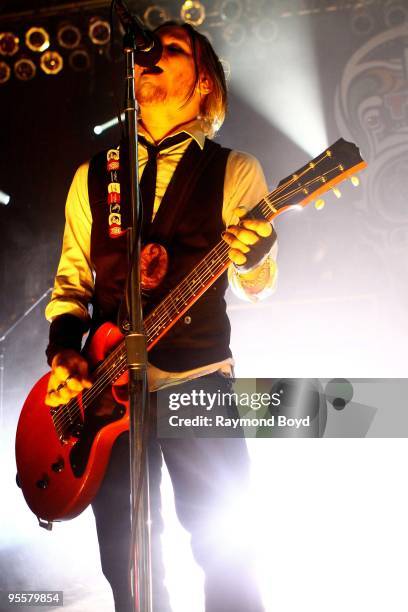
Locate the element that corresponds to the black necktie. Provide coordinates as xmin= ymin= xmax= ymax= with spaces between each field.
xmin=139 ymin=132 xmax=192 ymax=237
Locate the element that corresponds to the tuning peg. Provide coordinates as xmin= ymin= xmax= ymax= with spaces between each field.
xmin=332 ymin=187 xmax=342 ymax=199
xmin=314 ymin=199 xmax=325 ymax=210
xmin=350 ymin=176 xmax=360 ymax=187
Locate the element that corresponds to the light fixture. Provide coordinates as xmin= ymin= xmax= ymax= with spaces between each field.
xmin=384 ymin=0 xmax=408 ymax=28
xmin=222 ymin=22 xmax=246 ymax=46
xmin=0 ymin=61 xmax=11 ymax=84
xmin=0 ymin=32 xmax=19 ymax=57
xmin=180 ymin=1 xmax=206 ymax=26
xmin=143 ymin=5 xmax=170 ymax=29
xmin=253 ymin=19 xmax=278 ymax=43
xmin=25 ymin=27 xmax=50 ymax=52
xmin=40 ymin=50 xmax=63 ymax=75
xmin=219 ymin=0 xmax=243 ymax=22
xmin=0 ymin=190 xmax=11 ymax=205
xmin=57 ymin=23 xmax=81 ymax=49
xmin=14 ymin=57 xmax=36 ymax=80
xmin=93 ymin=112 xmax=125 ymax=135
xmin=351 ymin=8 xmax=375 ymax=36
xmin=88 ymin=17 xmax=111 ymax=46
xmin=68 ymin=48 xmax=91 ymax=72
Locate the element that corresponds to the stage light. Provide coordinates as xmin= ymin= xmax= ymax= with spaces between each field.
xmin=0 ymin=190 xmax=11 ymax=205
xmin=25 ymin=27 xmax=50 ymax=53
xmin=222 ymin=22 xmax=246 ymax=46
xmin=0 ymin=32 xmax=19 ymax=57
xmin=93 ymin=112 xmax=125 ymax=135
xmin=143 ymin=5 xmax=170 ymax=29
xmin=351 ymin=8 xmax=375 ymax=36
xmin=219 ymin=0 xmax=243 ymax=22
xmin=253 ymin=18 xmax=278 ymax=43
xmin=69 ymin=48 xmax=91 ymax=72
xmin=57 ymin=23 xmax=81 ymax=49
xmin=227 ymin=16 xmax=328 ymax=157
xmin=180 ymin=1 xmax=206 ymax=26
xmin=384 ymin=0 xmax=408 ymax=28
xmin=88 ymin=17 xmax=111 ymax=46
xmin=0 ymin=61 xmax=11 ymax=84
xmin=40 ymin=50 xmax=63 ymax=75
xmin=14 ymin=58 xmax=36 ymax=81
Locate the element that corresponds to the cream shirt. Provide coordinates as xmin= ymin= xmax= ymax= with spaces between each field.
xmin=46 ymin=119 xmax=277 ymax=390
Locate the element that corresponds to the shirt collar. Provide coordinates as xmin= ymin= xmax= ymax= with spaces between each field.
xmin=138 ymin=118 xmax=206 ymax=150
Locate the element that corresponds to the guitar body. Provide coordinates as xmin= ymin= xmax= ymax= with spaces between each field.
xmin=15 ymin=323 xmax=129 ymax=522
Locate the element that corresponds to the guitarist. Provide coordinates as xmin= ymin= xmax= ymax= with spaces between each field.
xmin=44 ymin=22 xmax=277 ymax=612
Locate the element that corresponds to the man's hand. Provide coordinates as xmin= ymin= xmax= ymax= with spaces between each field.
xmin=222 ymin=206 xmax=273 ymax=268
xmin=45 ymin=349 xmax=92 ymax=407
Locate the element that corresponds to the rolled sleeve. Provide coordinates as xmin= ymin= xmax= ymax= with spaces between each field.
xmin=223 ymin=150 xmax=278 ymax=301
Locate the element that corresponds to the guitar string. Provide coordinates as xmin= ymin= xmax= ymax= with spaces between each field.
xmin=52 ymin=164 xmax=344 ymax=432
xmin=52 ymin=163 xmax=344 ymax=433
xmin=141 ymin=164 xmax=343 ymax=337
xmin=51 ymin=245 xmax=232 ymax=433
xmin=52 ymin=242 xmax=231 ymax=428
xmin=52 ymin=164 xmax=344 ymax=433
xmin=54 ymin=154 xmax=336 ymax=424
xmin=137 ymin=163 xmax=343 ymax=337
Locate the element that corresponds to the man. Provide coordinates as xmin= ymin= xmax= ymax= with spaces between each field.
xmin=45 ymin=21 xmax=277 ymax=612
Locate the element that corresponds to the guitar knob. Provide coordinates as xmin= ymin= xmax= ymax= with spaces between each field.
xmin=36 ymin=476 xmax=49 ymax=489
xmin=51 ymin=459 xmax=64 ymax=473
xmin=332 ymin=187 xmax=342 ymax=199
xmin=351 ymin=176 xmax=360 ymax=187
xmin=314 ymin=199 xmax=325 ymax=210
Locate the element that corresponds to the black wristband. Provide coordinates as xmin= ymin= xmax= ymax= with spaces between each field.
xmin=234 ymin=225 xmax=277 ymax=274
xmin=46 ymin=313 xmax=88 ymax=366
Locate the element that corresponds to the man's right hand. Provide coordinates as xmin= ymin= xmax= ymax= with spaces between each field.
xmin=45 ymin=349 xmax=92 ymax=407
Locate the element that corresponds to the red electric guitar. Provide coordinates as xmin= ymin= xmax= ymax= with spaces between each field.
xmin=15 ymin=139 xmax=367 ymax=527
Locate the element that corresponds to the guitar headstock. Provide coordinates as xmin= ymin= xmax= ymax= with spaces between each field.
xmin=274 ymin=138 xmax=367 ymax=212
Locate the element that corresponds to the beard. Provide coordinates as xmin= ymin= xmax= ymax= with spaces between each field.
xmin=136 ymin=82 xmax=168 ymax=106
xmin=136 ymin=74 xmax=195 ymax=108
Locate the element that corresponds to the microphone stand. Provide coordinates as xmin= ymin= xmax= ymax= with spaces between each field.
xmin=121 ymin=28 xmax=152 ymax=612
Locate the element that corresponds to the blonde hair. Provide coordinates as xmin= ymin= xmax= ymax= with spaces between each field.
xmin=155 ymin=22 xmax=228 ymax=138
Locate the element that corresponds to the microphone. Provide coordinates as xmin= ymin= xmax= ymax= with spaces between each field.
xmin=113 ymin=0 xmax=163 ymax=67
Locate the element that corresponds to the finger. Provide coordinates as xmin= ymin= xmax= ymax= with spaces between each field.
xmin=222 ymin=232 xmax=250 ymax=253
xmin=228 ymin=226 xmax=260 ymax=246
xmin=45 ymin=392 xmax=64 ymax=407
xmin=66 ymin=377 xmax=85 ymax=392
xmin=228 ymin=248 xmax=247 ymax=266
xmin=47 ymin=372 xmax=60 ymax=391
xmin=54 ymin=365 xmax=71 ymax=382
xmin=81 ymin=379 xmax=93 ymax=389
xmin=241 ymin=219 xmax=272 ymax=238
xmin=57 ymin=386 xmax=75 ymax=402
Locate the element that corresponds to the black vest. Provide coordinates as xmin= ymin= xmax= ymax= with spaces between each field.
xmin=88 ymin=138 xmax=232 ymax=372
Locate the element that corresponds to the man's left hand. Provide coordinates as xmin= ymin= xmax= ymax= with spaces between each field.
xmin=223 ymin=206 xmax=273 ymax=267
